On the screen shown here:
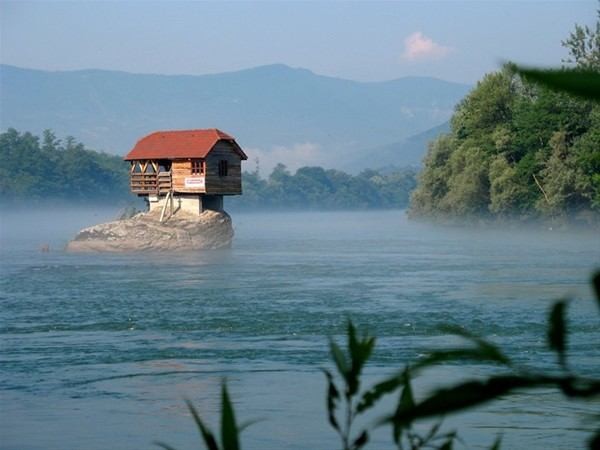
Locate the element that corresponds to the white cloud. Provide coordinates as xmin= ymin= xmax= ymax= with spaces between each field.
xmin=402 ymin=32 xmax=452 ymax=61
xmin=245 ymin=142 xmax=322 ymax=176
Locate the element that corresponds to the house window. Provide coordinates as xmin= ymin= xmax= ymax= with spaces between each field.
xmin=191 ymin=160 xmax=203 ymax=175
xmin=158 ymin=161 xmax=171 ymax=173
xmin=218 ymin=160 xmax=228 ymax=177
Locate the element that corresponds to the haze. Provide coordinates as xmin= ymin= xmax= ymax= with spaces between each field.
xmin=1 ymin=1 xmax=596 ymax=84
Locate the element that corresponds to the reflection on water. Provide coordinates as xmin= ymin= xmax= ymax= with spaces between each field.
xmin=1 ymin=209 xmax=599 ymax=449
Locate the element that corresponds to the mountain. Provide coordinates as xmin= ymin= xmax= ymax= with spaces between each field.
xmin=0 ymin=64 xmax=469 ymax=168
xmin=346 ymin=122 xmax=451 ymax=172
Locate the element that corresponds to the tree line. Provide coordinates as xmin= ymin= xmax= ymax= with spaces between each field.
xmin=228 ymin=164 xmax=417 ymax=211
xmin=0 ymin=128 xmax=417 ymax=210
xmin=409 ymin=13 xmax=600 ymax=225
xmin=0 ymin=128 xmax=131 ymax=203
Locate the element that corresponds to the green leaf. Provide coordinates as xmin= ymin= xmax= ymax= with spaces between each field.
xmin=592 ymin=271 xmax=600 ymax=313
xmin=357 ymin=372 xmax=404 ymax=413
xmin=238 ymin=419 xmax=262 ymax=433
xmin=548 ymin=300 xmax=568 ymax=368
xmin=436 ymin=325 xmax=511 ymax=366
xmin=512 ymin=66 xmax=600 ymax=101
xmin=347 ymin=322 xmax=375 ymax=397
xmin=392 ymin=369 xmax=416 ymax=441
xmin=413 ymin=348 xmax=510 ymax=370
xmin=220 ymin=382 xmax=240 ymax=450
xmin=330 ymin=340 xmax=348 ymax=379
xmin=186 ymin=400 xmax=220 ymax=450
xmin=399 ymin=370 xmax=415 ymax=410
xmin=154 ymin=442 xmax=180 ymax=450
xmin=351 ymin=430 xmax=369 ymax=450
xmin=381 ymin=375 xmax=547 ymax=425
xmin=589 ymin=428 xmax=600 ymax=450
xmin=322 ymin=368 xmax=341 ymax=432
xmin=439 ymin=438 xmax=453 ymax=450
xmin=490 ymin=435 xmax=502 ymax=450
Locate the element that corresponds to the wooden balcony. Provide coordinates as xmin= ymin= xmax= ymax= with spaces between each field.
xmin=130 ymin=171 xmax=172 ymax=195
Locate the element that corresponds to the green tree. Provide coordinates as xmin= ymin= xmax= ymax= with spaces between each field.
xmin=562 ymin=6 xmax=600 ymax=70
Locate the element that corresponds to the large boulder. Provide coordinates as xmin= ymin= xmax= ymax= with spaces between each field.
xmin=66 ymin=209 xmax=233 ymax=252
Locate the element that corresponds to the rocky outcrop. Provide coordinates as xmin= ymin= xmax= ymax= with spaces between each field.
xmin=66 ymin=209 xmax=233 ymax=252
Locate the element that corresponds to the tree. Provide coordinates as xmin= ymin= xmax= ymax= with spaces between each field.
xmin=562 ymin=5 xmax=600 ymax=70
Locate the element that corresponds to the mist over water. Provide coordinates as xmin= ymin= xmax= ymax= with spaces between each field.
xmin=1 ymin=208 xmax=599 ymax=450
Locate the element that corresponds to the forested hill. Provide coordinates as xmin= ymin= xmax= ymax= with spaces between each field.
xmin=409 ymin=67 xmax=600 ymax=225
xmin=0 ymin=128 xmax=131 ymax=203
xmin=0 ymin=128 xmax=417 ymax=209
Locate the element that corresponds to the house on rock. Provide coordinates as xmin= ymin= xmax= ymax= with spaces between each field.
xmin=124 ymin=129 xmax=247 ymax=216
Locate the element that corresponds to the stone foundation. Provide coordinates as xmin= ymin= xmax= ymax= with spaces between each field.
xmin=66 ymin=208 xmax=233 ymax=252
xmin=147 ymin=194 xmax=223 ymax=215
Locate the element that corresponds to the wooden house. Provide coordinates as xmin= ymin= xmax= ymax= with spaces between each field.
xmin=124 ymin=129 xmax=247 ymax=216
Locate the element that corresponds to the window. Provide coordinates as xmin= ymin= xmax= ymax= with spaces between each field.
xmin=158 ymin=161 xmax=171 ymax=172
xmin=218 ymin=160 xmax=228 ymax=177
xmin=191 ymin=159 xmax=204 ymax=175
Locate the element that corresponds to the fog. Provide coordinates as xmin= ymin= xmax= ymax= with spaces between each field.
xmin=0 ymin=204 xmax=125 ymax=252
xmin=3 ymin=204 xmax=599 ymax=252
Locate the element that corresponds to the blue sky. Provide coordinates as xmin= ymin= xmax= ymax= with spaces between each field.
xmin=1 ymin=1 xmax=596 ymax=83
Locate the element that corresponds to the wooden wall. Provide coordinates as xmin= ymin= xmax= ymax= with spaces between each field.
xmin=171 ymin=160 xmax=206 ymax=194
xmin=170 ymin=141 xmax=243 ymax=195
xmin=205 ymin=141 xmax=243 ymax=195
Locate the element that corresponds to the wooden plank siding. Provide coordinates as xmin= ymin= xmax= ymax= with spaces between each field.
xmin=130 ymin=171 xmax=172 ymax=195
xmin=129 ymin=140 xmax=243 ymax=196
xmin=204 ymin=141 xmax=243 ymax=195
xmin=171 ymin=160 xmax=207 ymax=194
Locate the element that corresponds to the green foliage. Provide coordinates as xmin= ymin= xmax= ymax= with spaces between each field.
xmin=0 ymin=128 xmax=132 ymax=203
xmin=2 ymin=128 xmax=416 ymax=210
xmin=324 ymin=322 xmax=376 ymax=450
xmin=410 ymin=71 xmax=600 ymax=223
xmin=410 ymin=14 xmax=600 ymax=225
xmin=228 ymin=165 xmax=417 ymax=211
xmin=156 ymin=382 xmax=245 ymax=450
xmin=561 ymin=6 xmax=600 ymax=70
xmin=515 ymin=67 xmax=600 ymax=101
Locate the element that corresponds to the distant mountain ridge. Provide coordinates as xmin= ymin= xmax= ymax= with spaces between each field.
xmin=0 ymin=64 xmax=469 ymax=169
xmin=350 ymin=122 xmax=451 ymax=170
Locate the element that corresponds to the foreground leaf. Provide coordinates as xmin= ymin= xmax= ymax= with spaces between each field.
xmin=322 ymin=368 xmax=341 ymax=432
xmin=154 ymin=442 xmax=180 ymax=450
xmin=548 ymin=300 xmax=568 ymax=368
xmin=413 ymin=348 xmax=510 ymax=370
xmin=351 ymin=430 xmax=369 ymax=450
xmin=347 ymin=322 xmax=375 ymax=397
xmin=221 ymin=383 xmax=240 ymax=450
xmin=392 ymin=370 xmax=416 ymax=443
xmin=512 ymin=66 xmax=600 ymax=101
xmin=357 ymin=372 xmax=404 ymax=413
xmin=593 ymin=271 xmax=600 ymax=313
xmin=382 ymin=375 xmax=548 ymax=425
xmin=489 ymin=435 xmax=502 ymax=450
xmin=186 ymin=400 xmax=220 ymax=450
xmin=330 ymin=340 xmax=349 ymax=380
xmin=589 ymin=428 xmax=600 ymax=450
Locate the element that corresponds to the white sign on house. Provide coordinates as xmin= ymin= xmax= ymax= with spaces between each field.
xmin=185 ymin=177 xmax=205 ymax=188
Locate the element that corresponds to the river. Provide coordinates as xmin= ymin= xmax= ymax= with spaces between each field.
xmin=1 ymin=209 xmax=599 ymax=449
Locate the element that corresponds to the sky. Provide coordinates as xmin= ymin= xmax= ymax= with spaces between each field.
xmin=0 ymin=1 xmax=597 ymax=84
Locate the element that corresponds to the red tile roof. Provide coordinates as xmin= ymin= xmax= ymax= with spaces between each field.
xmin=124 ymin=129 xmax=247 ymax=161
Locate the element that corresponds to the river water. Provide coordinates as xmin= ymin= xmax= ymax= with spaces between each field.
xmin=1 ymin=209 xmax=599 ymax=450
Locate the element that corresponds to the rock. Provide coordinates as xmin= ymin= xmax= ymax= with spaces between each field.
xmin=66 ymin=209 xmax=234 ymax=252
